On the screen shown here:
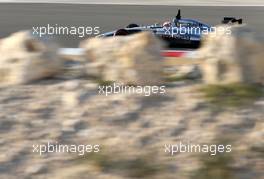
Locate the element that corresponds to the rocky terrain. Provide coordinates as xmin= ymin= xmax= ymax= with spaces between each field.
xmin=0 ymin=27 xmax=263 ymax=179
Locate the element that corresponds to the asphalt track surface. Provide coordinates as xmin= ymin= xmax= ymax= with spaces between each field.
xmin=0 ymin=3 xmax=263 ymax=47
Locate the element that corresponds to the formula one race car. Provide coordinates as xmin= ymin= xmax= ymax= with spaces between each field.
xmin=98 ymin=10 xmax=242 ymax=49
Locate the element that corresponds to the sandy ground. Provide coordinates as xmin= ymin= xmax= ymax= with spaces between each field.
xmin=0 ymin=75 xmax=263 ymax=178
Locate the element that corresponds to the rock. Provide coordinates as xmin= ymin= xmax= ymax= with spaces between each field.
xmin=60 ymin=59 xmax=86 ymax=80
xmin=0 ymin=31 xmax=62 ymax=85
xmin=61 ymin=81 xmax=97 ymax=109
xmin=62 ymin=90 xmax=91 ymax=108
xmin=62 ymin=91 xmax=83 ymax=108
xmin=63 ymin=80 xmax=82 ymax=91
xmin=166 ymin=65 xmax=202 ymax=80
xmin=182 ymin=65 xmax=202 ymax=79
xmin=51 ymin=165 xmax=103 ymax=179
xmin=254 ymin=100 xmax=264 ymax=106
xmin=62 ymin=119 xmax=82 ymax=132
xmin=25 ymin=164 xmax=47 ymax=175
xmin=198 ymin=24 xmax=264 ymax=84
xmin=80 ymin=32 xmax=164 ymax=85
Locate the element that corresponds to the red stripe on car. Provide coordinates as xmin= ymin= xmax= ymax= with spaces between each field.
xmin=161 ymin=51 xmax=186 ymax=57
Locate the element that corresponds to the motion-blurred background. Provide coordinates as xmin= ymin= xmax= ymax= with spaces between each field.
xmin=0 ymin=1 xmax=263 ymax=179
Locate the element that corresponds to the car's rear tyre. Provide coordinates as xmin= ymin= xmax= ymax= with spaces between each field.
xmin=114 ymin=29 xmax=129 ymax=36
xmin=126 ymin=23 xmax=139 ymax=28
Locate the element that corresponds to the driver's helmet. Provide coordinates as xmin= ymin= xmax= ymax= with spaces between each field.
xmin=163 ymin=21 xmax=171 ymax=28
